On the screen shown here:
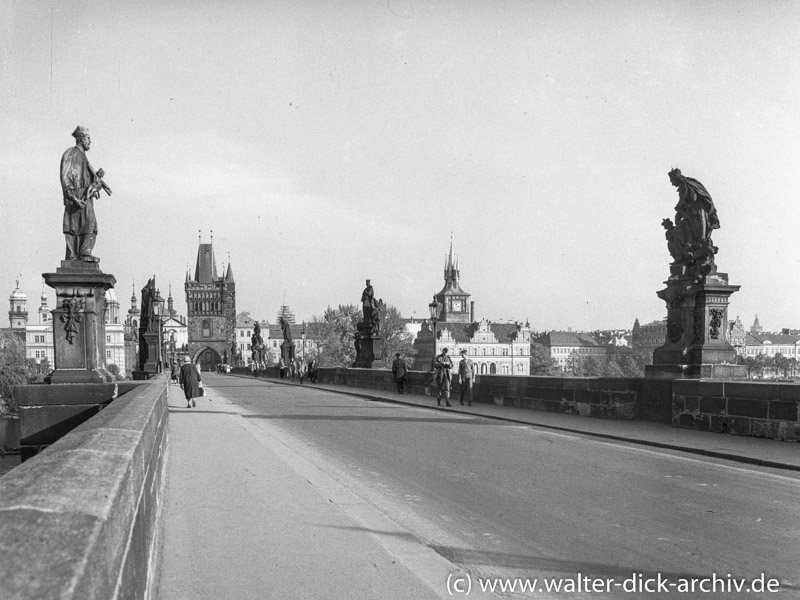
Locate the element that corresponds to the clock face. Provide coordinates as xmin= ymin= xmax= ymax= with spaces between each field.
xmin=452 ymin=300 xmax=463 ymax=312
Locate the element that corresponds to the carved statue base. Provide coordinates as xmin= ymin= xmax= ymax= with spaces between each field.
xmin=281 ymin=341 xmax=294 ymax=364
xmin=646 ymin=269 xmax=746 ymax=379
xmin=353 ymin=322 xmax=381 ymax=369
xmin=43 ymin=260 xmax=116 ymax=384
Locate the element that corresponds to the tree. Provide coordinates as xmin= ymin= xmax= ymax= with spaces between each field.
xmin=583 ymin=355 xmax=605 ymax=377
xmin=0 ymin=332 xmax=30 ymax=407
xmin=774 ymin=353 xmax=790 ymax=379
xmin=565 ymin=350 xmax=582 ymax=376
xmin=620 ymin=355 xmax=643 ymax=378
xmin=374 ymin=305 xmax=416 ymax=369
xmin=309 ymin=305 xmax=360 ymax=367
xmin=603 ymin=360 xmax=625 ymax=378
xmin=529 ymin=343 xmax=557 ymax=375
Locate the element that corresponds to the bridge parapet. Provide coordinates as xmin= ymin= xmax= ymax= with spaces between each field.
xmin=0 ymin=375 xmax=169 ymax=600
xmin=310 ymin=367 xmax=799 ymax=442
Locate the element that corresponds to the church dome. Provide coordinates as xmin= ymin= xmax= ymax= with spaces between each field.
xmin=10 ymin=281 xmax=26 ymax=301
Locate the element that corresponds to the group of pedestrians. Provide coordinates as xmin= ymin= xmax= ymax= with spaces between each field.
xmin=431 ymin=348 xmax=475 ymax=407
xmin=391 ymin=349 xmax=475 ymax=407
xmin=279 ymin=356 xmax=318 ymax=384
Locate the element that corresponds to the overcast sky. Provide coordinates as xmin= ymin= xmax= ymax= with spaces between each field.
xmin=2 ymin=0 xmax=798 ymax=332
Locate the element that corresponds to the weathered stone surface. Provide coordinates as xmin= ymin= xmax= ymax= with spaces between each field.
xmin=727 ymin=398 xmax=769 ymax=419
xmin=770 ymin=401 xmax=800 ymax=421
xmin=0 ymin=376 xmax=168 ymax=600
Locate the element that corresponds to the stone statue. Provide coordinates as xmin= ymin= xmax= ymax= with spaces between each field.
xmin=251 ymin=322 xmax=266 ymax=365
xmin=280 ymin=317 xmax=292 ymax=342
xmin=60 ymin=126 xmax=112 ymax=262
xmin=360 ymin=279 xmax=384 ymax=335
xmin=666 ymin=168 xmax=719 ymax=278
xmin=140 ymin=277 xmax=156 ymax=333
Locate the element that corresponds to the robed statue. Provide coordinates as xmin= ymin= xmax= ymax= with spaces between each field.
xmin=665 ymin=168 xmax=719 ymax=278
xmin=360 ymin=279 xmax=384 ymax=336
xmin=60 ymin=126 xmax=112 ymax=262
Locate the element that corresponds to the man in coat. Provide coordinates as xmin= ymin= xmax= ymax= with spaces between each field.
xmin=458 ymin=349 xmax=476 ymax=406
xmin=179 ymin=356 xmax=202 ymax=408
xmin=392 ymin=353 xmax=408 ymax=394
xmin=433 ymin=348 xmax=453 ymax=407
xmin=60 ymin=126 xmax=111 ymax=262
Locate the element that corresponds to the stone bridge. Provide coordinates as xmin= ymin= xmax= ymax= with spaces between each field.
xmin=0 ymin=370 xmax=798 ymax=599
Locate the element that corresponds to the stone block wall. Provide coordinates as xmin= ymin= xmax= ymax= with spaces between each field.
xmin=673 ymin=380 xmax=800 ymax=442
xmin=0 ymin=375 xmax=170 ymax=600
xmin=306 ymin=368 xmax=797 ymax=441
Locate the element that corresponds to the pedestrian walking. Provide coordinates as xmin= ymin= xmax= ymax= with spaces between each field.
xmin=307 ymin=357 xmax=318 ymax=384
xmin=458 ymin=349 xmax=475 ymax=406
xmin=392 ymin=353 xmax=408 ymax=394
xmin=170 ymin=360 xmax=179 ymax=384
xmin=434 ymin=348 xmax=453 ymax=407
xmin=178 ymin=356 xmax=201 ymax=409
xmin=295 ymin=358 xmax=307 ymax=384
xmin=279 ymin=357 xmax=286 ymax=378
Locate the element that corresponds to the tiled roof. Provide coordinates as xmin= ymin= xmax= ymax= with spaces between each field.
xmin=535 ymin=331 xmax=602 ymax=347
xmin=751 ymin=333 xmax=800 ymax=345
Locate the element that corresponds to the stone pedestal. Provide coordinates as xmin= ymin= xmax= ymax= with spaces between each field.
xmin=353 ymin=322 xmax=381 ymax=368
xmin=141 ymin=331 xmax=161 ymax=373
xmin=647 ymin=270 xmax=746 ymax=379
xmin=43 ymin=261 xmax=116 ymax=384
xmin=281 ymin=341 xmax=294 ymax=364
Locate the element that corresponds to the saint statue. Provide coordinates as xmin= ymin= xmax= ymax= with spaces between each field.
xmin=60 ymin=126 xmax=112 ymax=262
xmin=666 ymin=168 xmax=719 ymax=278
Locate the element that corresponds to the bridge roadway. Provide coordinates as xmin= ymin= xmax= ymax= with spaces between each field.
xmin=159 ymin=374 xmax=800 ymax=600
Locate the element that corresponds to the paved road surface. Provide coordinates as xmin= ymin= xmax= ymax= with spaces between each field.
xmin=160 ymin=375 xmax=800 ymax=599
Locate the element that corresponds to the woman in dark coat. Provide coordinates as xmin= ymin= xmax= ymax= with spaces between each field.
xmin=179 ymin=356 xmax=201 ymax=408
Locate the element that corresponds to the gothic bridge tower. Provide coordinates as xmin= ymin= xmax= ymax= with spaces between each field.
xmin=185 ymin=235 xmax=236 ymax=370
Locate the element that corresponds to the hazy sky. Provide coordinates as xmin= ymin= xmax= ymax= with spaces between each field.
xmin=2 ymin=0 xmax=799 ymax=332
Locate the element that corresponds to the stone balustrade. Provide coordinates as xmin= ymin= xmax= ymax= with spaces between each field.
xmin=0 ymin=375 xmax=169 ymax=600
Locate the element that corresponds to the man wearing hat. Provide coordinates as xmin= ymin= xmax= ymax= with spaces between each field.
xmin=60 ymin=126 xmax=112 ymax=262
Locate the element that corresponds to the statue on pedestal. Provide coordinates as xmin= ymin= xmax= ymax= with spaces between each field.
xmin=649 ymin=168 xmax=744 ymax=378
xmin=665 ymin=168 xmax=719 ymax=280
xmin=60 ymin=126 xmax=112 ymax=263
xmin=360 ymin=279 xmax=384 ymax=336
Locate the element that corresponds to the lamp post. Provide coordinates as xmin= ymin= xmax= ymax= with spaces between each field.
xmin=428 ymin=297 xmax=440 ymax=368
xmin=301 ymin=322 xmax=306 ymax=363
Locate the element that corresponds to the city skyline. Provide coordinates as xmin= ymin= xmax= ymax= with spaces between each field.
xmin=2 ymin=1 xmax=799 ymax=331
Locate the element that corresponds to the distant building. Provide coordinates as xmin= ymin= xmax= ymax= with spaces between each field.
xmin=534 ymin=331 xmax=607 ymax=372
xmin=631 ymin=317 xmax=667 ymax=366
xmin=25 ymin=288 xmax=53 ymax=367
xmin=162 ymin=285 xmax=188 ymax=367
xmin=185 ymin=237 xmax=236 ymax=371
xmin=750 ymin=314 xmax=763 ymax=335
xmin=741 ymin=333 xmax=800 ymax=360
xmin=413 ymin=242 xmax=531 ymax=374
xmin=124 ymin=284 xmax=140 ymax=376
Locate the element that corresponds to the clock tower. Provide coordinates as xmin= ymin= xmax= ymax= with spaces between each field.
xmin=433 ymin=240 xmax=471 ymax=324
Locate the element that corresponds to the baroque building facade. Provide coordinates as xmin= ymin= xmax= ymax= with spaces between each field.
xmin=185 ymin=239 xmax=236 ymax=371
xmin=413 ymin=243 xmax=531 ymax=375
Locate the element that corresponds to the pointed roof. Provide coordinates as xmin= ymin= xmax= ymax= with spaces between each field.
xmin=194 ymin=243 xmax=218 ymax=283
xmin=436 ymin=240 xmax=469 ymax=297
xmin=225 ymin=262 xmax=235 ymax=282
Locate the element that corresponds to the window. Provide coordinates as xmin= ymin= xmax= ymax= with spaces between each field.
xmin=202 ymin=320 xmax=211 ymax=338
xmin=106 ymin=350 xmax=111 ymax=359
xmin=107 ymin=335 xmax=111 ymax=343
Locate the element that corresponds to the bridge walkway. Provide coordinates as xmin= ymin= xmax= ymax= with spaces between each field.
xmin=158 ymin=375 xmax=446 ymax=600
